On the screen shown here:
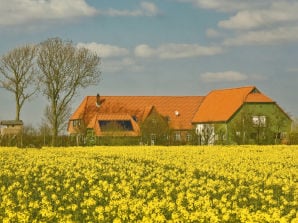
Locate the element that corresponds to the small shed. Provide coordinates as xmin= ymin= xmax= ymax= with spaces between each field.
xmin=0 ymin=120 xmax=23 ymax=136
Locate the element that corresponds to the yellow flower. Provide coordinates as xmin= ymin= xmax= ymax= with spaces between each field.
xmin=222 ymin=213 xmax=230 ymax=221
xmin=113 ymin=217 xmax=121 ymax=223
xmin=51 ymin=193 xmax=58 ymax=201
xmin=0 ymin=145 xmax=297 ymax=222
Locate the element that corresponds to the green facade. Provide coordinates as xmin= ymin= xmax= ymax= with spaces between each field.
xmin=225 ymin=102 xmax=292 ymax=144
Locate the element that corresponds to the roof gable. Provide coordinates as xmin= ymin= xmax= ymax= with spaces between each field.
xmin=192 ymin=86 xmax=274 ymax=123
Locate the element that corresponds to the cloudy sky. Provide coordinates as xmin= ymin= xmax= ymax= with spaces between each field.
xmin=0 ymin=0 xmax=297 ymax=126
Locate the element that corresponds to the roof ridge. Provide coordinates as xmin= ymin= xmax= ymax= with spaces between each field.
xmin=209 ymin=85 xmax=256 ymax=93
xmin=87 ymin=95 xmax=203 ymax=97
xmin=98 ymin=112 xmax=132 ymax=115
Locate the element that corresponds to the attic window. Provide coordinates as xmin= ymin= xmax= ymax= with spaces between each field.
xmin=99 ymin=120 xmax=133 ymax=132
xmin=251 ymin=88 xmax=260 ymax=94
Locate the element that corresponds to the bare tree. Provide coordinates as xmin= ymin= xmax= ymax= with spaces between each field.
xmin=0 ymin=45 xmax=38 ymax=120
xmin=196 ymin=124 xmax=215 ymax=145
xmin=44 ymin=104 xmax=72 ymax=135
xmin=37 ymin=38 xmax=101 ymax=146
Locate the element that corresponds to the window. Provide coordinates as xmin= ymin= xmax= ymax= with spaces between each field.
xmin=150 ymin=134 xmax=156 ymax=146
xmin=215 ymin=134 xmax=219 ymax=141
xmin=73 ymin=119 xmax=81 ymax=127
xmin=250 ymin=132 xmax=257 ymax=139
xmin=222 ymin=134 xmax=227 ymax=140
xmin=186 ymin=133 xmax=192 ymax=142
xmin=151 ymin=118 xmax=157 ymax=124
xmin=99 ymin=120 xmax=133 ymax=131
xmin=277 ymin=132 xmax=288 ymax=140
xmin=281 ymin=132 xmax=287 ymax=139
xmin=175 ymin=132 xmax=181 ymax=141
xmin=252 ymin=116 xmax=266 ymax=127
xmin=251 ymin=88 xmax=260 ymax=94
xmin=86 ymin=128 xmax=94 ymax=136
xmin=150 ymin=133 xmax=156 ymax=141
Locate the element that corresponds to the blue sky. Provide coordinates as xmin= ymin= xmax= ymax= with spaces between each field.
xmin=0 ymin=0 xmax=298 ymax=126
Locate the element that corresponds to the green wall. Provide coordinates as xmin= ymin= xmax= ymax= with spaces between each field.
xmin=226 ymin=103 xmax=292 ymax=144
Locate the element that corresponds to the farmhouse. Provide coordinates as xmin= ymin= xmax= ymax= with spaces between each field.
xmin=192 ymin=86 xmax=292 ymax=144
xmin=68 ymin=86 xmax=292 ymax=145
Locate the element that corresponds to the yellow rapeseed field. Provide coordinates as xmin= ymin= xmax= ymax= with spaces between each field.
xmin=0 ymin=145 xmax=297 ymax=222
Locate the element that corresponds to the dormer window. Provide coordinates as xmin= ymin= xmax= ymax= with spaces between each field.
xmin=99 ymin=120 xmax=133 ymax=132
xmin=73 ymin=119 xmax=81 ymax=127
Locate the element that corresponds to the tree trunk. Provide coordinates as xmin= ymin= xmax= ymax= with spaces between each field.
xmin=16 ymin=104 xmax=20 ymax=121
xmin=15 ymin=95 xmax=20 ymax=121
xmin=51 ymin=125 xmax=58 ymax=146
xmin=51 ymin=103 xmax=59 ymax=146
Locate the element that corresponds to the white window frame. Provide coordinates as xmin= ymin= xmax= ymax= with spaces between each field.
xmin=186 ymin=132 xmax=192 ymax=142
xmin=175 ymin=131 xmax=181 ymax=141
xmin=252 ymin=116 xmax=266 ymax=127
xmin=150 ymin=133 xmax=156 ymax=146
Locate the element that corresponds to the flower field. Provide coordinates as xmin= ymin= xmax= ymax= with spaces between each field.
xmin=0 ymin=146 xmax=298 ymax=222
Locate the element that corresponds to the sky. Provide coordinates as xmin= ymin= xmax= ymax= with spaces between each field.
xmin=0 ymin=0 xmax=298 ymax=127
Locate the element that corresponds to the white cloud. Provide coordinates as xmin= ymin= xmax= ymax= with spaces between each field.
xmin=159 ymin=44 xmax=223 ymax=59
xmin=200 ymin=71 xmax=248 ymax=82
xmin=0 ymin=1 xmax=159 ymax=26
xmin=134 ymin=44 xmax=156 ymax=58
xmin=219 ymin=2 xmax=298 ymax=30
xmin=99 ymin=2 xmax=159 ymax=17
xmin=0 ymin=0 xmax=97 ymax=26
xmin=206 ymin=28 xmax=222 ymax=38
xmin=76 ymin=42 xmax=142 ymax=73
xmin=140 ymin=2 xmax=159 ymax=16
xmin=103 ymin=58 xmax=143 ymax=73
xmin=77 ymin=43 xmax=129 ymax=58
xmin=223 ymin=26 xmax=298 ymax=46
xmin=135 ymin=43 xmax=223 ymax=59
xmin=177 ymin=0 xmax=268 ymax=12
xmin=180 ymin=0 xmax=298 ymax=45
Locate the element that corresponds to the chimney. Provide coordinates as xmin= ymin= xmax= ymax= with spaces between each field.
xmin=96 ymin=93 xmax=101 ymax=107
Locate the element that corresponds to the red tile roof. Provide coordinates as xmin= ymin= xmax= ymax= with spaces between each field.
xmin=192 ymin=86 xmax=274 ymax=123
xmin=68 ymin=86 xmax=282 ymax=135
xmin=245 ymin=92 xmax=273 ymax=103
xmin=68 ymin=96 xmax=204 ymax=135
